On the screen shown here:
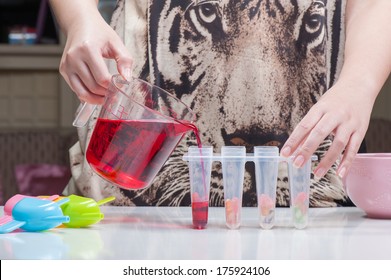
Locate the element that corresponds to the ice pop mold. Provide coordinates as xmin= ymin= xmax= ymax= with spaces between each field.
xmin=183 ymin=146 xmax=317 ymax=230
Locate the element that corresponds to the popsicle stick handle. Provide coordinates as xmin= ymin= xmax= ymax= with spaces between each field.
xmin=55 ymin=197 xmax=70 ymax=206
xmin=96 ymin=196 xmax=116 ymax=206
xmin=0 ymin=215 xmax=13 ymax=226
xmin=44 ymin=216 xmax=70 ymax=223
xmin=0 ymin=217 xmax=26 ymax=234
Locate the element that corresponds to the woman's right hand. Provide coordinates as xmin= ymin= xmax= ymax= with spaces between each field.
xmin=60 ymin=13 xmax=133 ymax=104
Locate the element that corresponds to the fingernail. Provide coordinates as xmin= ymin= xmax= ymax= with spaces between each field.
xmin=281 ymin=146 xmax=291 ymax=157
xmin=293 ymin=155 xmax=304 ymax=168
xmin=315 ymin=167 xmax=326 ymax=179
xmin=124 ymin=68 xmax=132 ymax=80
xmin=338 ymin=167 xmax=346 ymax=178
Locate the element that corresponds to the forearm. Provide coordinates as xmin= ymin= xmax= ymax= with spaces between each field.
xmin=339 ymin=0 xmax=391 ymax=101
xmin=49 ymin=0 xmax=101 ymax=36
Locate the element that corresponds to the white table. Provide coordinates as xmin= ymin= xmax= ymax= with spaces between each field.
xmin=1 ymin=206 xmax=391 ymax=260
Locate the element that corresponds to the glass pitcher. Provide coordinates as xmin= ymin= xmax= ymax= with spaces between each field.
xmin=84 ymin=75 xmax=196 ymax=190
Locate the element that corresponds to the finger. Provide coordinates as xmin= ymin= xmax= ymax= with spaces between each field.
xmin=84 ymin=48 xmax=112 ymax=88
xmin=313 ymin=125 xmax=351 ymax=179
xmin=66 ymin=53 xmax=108 ymax=97
xmin=106 ymin=40 xmax=133 ymax=80
xmin=337 ymin=132 xmax=363 ymax=179
xmin=59 ymin=68 xmax=73 ymax=92
xmin=281 ymin=108 xmax=324 ymax=157
xmin=292 ymin=114 xmax=340 ymax=168
xmin=68 ymin=74 xmax=106 ymax=104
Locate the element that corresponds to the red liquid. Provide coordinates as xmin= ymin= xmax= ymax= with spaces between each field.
xmin=87 ymin=117 xmax=209 ymax=229
xmin=187 ymin=126 xmax=210 ymax=229
xmin=86 ymin=119 xmax=194 ymax=189
xmin=192 ymin=201 xmax=209 ymax=229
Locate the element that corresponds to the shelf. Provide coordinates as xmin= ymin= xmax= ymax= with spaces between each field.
xmin=0 ymin=43 xmax=63 ymax=70
xmin=0 ymin=43 xmax=63 ymax=55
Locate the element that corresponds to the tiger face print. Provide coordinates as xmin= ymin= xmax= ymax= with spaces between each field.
xmin=70 ymin=0 xmax=351 ymax=208
xmin=149 ymin=0 xmax=330 ymax=149
xmin=112 ymin=0 xmax=349 ymax=207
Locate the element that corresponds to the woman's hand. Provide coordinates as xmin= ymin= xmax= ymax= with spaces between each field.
xmin=49 ymin=0 xmax=133 ymax=104
xmin=60 ymin=15 xmax=133 ymax=104
xmin=281 ymin=0 xmax=391 ymax=180
xmin=281 ymin=81 xmax=374 ymax=179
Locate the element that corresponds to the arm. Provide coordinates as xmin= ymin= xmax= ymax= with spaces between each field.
xmin=281 ymin=0 xmax=391 ymax=179
xmin=49 ymin=0 xmax=132 ymax=104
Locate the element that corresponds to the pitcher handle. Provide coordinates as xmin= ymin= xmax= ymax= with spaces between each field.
xmin=72 ymin=102 xmax=97 ymax=127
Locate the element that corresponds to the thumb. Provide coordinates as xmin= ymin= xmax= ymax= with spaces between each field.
xmin=117 ymin=58 xmax=133 ymax=81
xmin=108 ymin=41 xmax=133 ymax=81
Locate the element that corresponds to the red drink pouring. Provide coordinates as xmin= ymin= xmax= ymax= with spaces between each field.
xmin=87 ymin=117 xmax=211 ymax=229
xmin=85 ymin=75 xmax=210 ymax=229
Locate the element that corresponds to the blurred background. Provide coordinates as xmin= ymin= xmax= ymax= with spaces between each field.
xmin=0 ymin=0 xmax=390 ymax=204
xmin=0 ymin=0 xmax=116 ymax=204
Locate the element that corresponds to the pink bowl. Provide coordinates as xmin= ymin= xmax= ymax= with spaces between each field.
xmin=344 ymin=153 xmax=391 ymax=219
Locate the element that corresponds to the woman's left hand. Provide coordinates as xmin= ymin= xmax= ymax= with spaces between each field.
xmin=281 ymin=81 xmax=374 ymax=179
xmin=281 ymin=0 xmax=391 ymax=180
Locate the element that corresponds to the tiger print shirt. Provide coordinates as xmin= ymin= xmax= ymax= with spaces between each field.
xmin=66 ymin=0 xmax=354 ymax=207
